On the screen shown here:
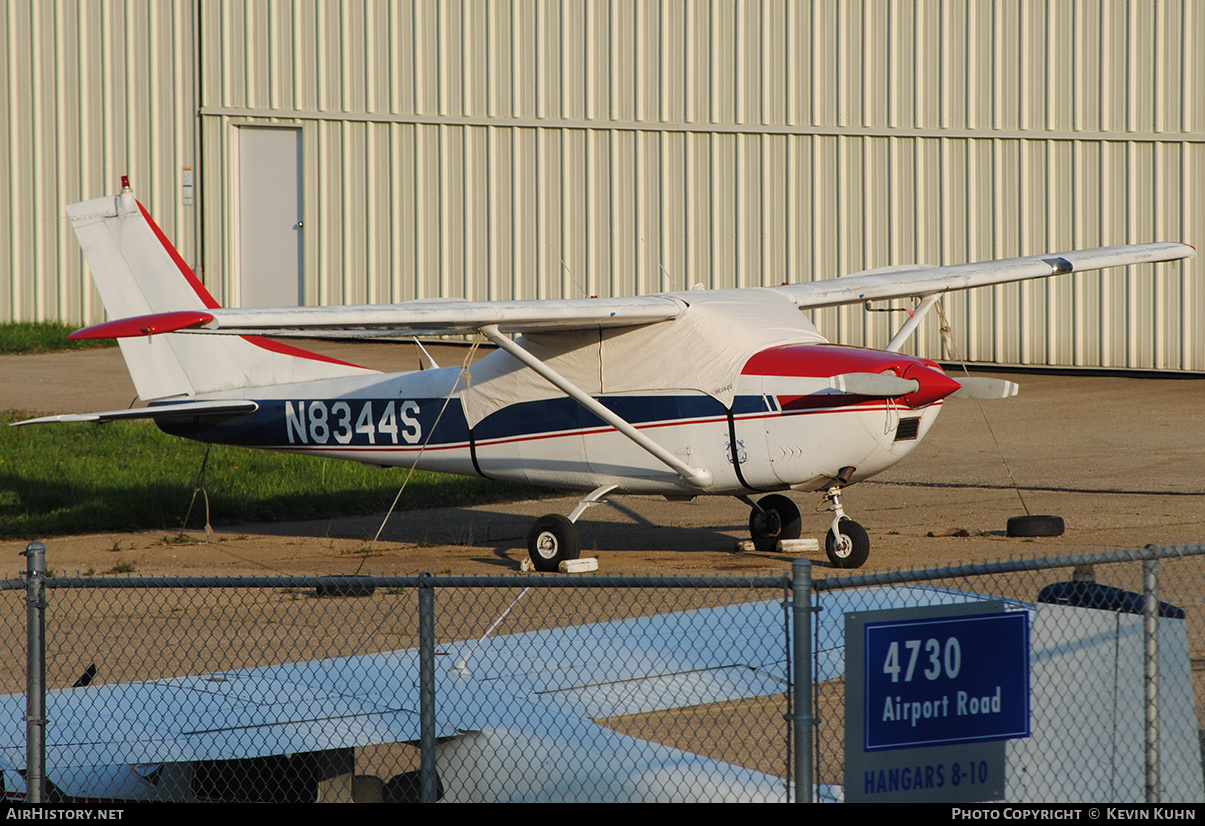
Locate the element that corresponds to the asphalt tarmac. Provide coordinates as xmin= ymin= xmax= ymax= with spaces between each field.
xmin=4 ymin=342 xmax=1205 ymax=577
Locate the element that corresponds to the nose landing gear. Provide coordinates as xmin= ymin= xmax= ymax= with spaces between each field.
xmin=740 ymin=487 xmax=869 ymax=568
xmin=823 ymin=485 xmax=869 ymax=569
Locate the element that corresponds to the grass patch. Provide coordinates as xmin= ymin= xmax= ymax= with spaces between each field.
xmin=0 ymin=322 xmax=115 ymax=355
xmin=1 ymin=411 xmax=549 ymax=539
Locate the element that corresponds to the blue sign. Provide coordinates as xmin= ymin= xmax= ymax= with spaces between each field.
xmin=863 ymin=611 xmax=1030 ymax=751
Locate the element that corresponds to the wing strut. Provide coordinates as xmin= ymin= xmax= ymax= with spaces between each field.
xmin=884 ymin=293 xmax=942 ymax=353
xmin=479 ymin=326 xmax=714 ymax=490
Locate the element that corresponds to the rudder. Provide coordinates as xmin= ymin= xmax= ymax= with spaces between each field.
xmin=68 ymin=179 xmax=376 ymax=401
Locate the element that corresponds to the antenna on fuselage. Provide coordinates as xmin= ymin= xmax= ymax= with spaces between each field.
xmin=413 ymin=338 xmax=439 ymax=370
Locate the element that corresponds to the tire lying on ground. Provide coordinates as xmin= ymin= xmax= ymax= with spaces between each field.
xmin=1006 ymin=514 xmax=1065 ymax=537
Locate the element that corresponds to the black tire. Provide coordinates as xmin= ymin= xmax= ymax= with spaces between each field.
xmin=1006 ymin=514 xmax=1065 ymax=537
xmin=526 ymin=514 xmax=582 ymax=572
xmin=748 ymin=494 xmax=803 ymax=553
xmin=826 ymin=519 xmax=870 ymax=569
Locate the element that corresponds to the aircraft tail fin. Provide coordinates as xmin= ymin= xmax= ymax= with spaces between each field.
xmin=68 ymin=178 xmax=376 ymax=401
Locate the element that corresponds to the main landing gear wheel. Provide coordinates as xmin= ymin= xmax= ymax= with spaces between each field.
xmin=826 ymin=519 xmax=870 ymax=569
xmin=748 ymin=494 xmax=803 ymax=553
xmin=527 ymin=514 xmax=582 ymax=572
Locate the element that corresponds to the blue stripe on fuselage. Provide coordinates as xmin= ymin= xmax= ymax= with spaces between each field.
xmin=473 ymin=394 xmax=736 ymax=442
xmin=155 ymin=392 xmax=780 ymax=449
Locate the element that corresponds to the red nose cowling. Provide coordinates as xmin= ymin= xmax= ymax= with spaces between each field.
xmin=899 ymin=362 xmax=963 ymax=408
xmin=742 ymin=344 xmax=963 ymax=409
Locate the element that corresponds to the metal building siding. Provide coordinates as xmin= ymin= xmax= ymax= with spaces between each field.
xmin=1 ymin=0 xmax=195 ymax=325
xmin=7 ymin=2 xmax=1204 ymax=374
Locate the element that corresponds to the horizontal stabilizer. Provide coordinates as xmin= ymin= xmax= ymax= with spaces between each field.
xmin=11 ymin=400 xmax=259 ymax=427
xmin=829 ymin=372 xmax=920 ymax=397
xmin=949 ymin=377 xmax=1020 ymax=400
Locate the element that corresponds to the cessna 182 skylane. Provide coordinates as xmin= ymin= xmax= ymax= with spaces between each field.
xmin=17 ymin=179 xmax=1194 ymax=570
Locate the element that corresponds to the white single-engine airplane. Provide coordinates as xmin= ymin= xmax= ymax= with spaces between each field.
xmin=16 ymin=178 xmax=1194 ymax=569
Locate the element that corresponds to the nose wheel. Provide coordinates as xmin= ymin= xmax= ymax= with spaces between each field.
xmin=826 ymin=518 xmax=869 ymax=568
xmin=823 ymin=485 xmax=869 ymax=569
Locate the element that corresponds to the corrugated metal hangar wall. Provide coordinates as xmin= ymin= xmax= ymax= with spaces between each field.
xmin=1 ymin=0 xmax=197 ymax=329
xmin=3 ymin=1 xmax=1204 ymax=371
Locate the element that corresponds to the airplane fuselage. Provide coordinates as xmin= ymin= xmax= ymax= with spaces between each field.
xmin=156 ymin=342 xmax=947 ymax=497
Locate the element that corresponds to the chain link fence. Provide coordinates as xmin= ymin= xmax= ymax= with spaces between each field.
xmin=2 ymin=544 xmax=1204 ymax=803
xmin=0 ymin=567 xmax=793 ymax=803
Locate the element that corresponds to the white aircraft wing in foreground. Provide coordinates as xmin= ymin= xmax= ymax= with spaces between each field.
xmin=0 ymin=597 xmax=794 ymax=803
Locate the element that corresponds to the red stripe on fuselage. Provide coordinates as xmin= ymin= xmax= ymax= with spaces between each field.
xmin=466 ymin=401 xmax=912 ymax=448
xmin=256 ymin=400 xmax=915 ymax=456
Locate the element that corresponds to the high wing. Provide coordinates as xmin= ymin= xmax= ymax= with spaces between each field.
xmin=69 ymin=295 xmax=687 ymax=340
xmin=67 ymin=243 xmax=1193 ymax=341
xmin=774 ymin=243 xmax=1194 ymax=310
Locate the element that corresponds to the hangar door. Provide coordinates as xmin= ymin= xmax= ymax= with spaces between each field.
xmin=237 ymin=127 xmax=303 ymax=307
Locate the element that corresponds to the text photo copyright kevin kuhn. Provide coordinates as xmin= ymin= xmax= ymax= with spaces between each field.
xmin=951 ymin=808 xmax=1199 ymax=821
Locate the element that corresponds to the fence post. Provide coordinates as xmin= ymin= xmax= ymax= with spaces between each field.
xmin=418 ymin=572 xmax=438 ymax=803
xmin=1143 ymin=558 xmax=1160 ymax=804
xmin=22 ymin=541 xmax=46 ymax=805
xmin=791 ymin=558 xmax=813 ymax=803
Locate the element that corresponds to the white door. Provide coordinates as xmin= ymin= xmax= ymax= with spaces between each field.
xmin=237 ymin=127 xmax=303 ymax=307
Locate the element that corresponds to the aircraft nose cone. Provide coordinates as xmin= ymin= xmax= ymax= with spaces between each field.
xmin=900 ymin=363 xmax=962 ymax=408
